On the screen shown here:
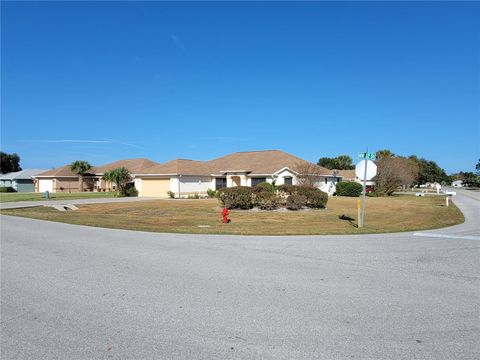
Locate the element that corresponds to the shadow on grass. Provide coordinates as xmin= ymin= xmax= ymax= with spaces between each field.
xmin=338 ymin=214 xmax=358 ymax=228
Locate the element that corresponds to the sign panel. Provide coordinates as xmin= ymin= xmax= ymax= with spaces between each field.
xmin=358 ymin=152 xmax=376 ymax=160
xmin=355 ymin=160 xmax=377 ymax=181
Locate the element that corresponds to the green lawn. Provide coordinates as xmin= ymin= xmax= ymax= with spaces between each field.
xmin=0 ymin=192 xmax=117 ymax=203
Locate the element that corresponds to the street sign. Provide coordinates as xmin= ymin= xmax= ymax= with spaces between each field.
xmin=358 ymin=152 xmax=376 ymax=160
xmin=355 ymin=160 xmax=377 ymax=181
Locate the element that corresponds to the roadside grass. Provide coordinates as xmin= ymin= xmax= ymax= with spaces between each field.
xmin=0 ymin=192 xmax=117 ymax=203
xmin=0 ymin=195 xmax=464 ymax=235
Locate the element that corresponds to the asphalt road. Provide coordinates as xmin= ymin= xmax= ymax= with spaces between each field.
xmin=1 ymin=189 xmax=479 ymax=359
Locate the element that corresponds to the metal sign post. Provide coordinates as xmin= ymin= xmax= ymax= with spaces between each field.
xmin=356 ymin=152 xmax=377 ymax=228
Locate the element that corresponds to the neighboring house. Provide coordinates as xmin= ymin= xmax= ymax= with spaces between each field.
xmin=0 ymin=169 xmax=48 ymax=192
xmin=34 ymin=165 xmax=97 ymax=193
xmin=33 ymin=159 xmax=158 ymax=193
xmin=452 ymin=180 xmax=463 ymax=187
xmin=94 ymin=158 xmax=158 ymax=191
xmin=135 ymin=150 xmax=343 ymax=198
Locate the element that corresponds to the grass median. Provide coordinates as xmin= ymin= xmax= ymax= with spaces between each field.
xmin=0 ymin=195 xmax=464 ymax=235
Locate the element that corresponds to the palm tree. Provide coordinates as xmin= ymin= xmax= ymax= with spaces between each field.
xmin=103 ymin=167 xmax=131 ymax=196
xmin=70 ymin=160 xmax=92 ymax=192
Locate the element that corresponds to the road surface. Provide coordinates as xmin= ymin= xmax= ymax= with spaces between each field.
xmin=1 ymin=189 xmax=479 ymax=359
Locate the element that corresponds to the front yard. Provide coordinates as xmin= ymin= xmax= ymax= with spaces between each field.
xmin=1 ymin=195 xmax=464 ymax=235
xmin=0 ymin=191 xmax=117 ymax=203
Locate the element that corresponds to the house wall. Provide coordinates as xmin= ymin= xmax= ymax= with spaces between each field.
xmin=0 ymin=180 xmax=13 ymax=187
xmin=274 ymin=169 xmax=298 ymax=185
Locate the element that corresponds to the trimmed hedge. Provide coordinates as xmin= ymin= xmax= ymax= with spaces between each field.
xmin=286 ymin=194 xmax=307 ymax=210
xmin=253 ymin=191 xmax=279 ymax=210
xmin=219 ymin=185 xmax=328 ymax=210
xmin=336 ymin=181 xmax=363 ymax=197
xmin=255 ymin=182 xmax=276 ymax=193
xmin=0 ymin=186 xmax=16 ymax=193
xmin=218 ymin=186 xmax=253 ymax=209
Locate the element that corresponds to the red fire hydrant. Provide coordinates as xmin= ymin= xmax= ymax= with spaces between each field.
xmin=222 ymin=207 xmax=231 ymax=223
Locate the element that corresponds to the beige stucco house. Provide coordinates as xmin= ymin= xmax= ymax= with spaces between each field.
xmin=134 ymin=150 xmax=343 ymax=198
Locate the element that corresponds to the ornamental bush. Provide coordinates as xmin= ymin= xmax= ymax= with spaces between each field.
xmin=0 ymin=186 xmax=16 ymax=193
xmin=282 ymin=185 xmax=328 ymax=208
xmin=255 ymin=182 xmax=276 ymax=193
xmin=218 ymin=186 xmax=253 ymax=209
xmin=286 ymin=194 xmax=307 ymax=210
xmin=253 ymin=191 xmax=279 ymax=210
xmin=336 ymin=181 xmax=363 ymax=197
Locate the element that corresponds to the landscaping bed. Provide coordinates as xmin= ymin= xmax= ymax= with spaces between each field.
xmin=0 ymin=195 xmax=464 ymax=235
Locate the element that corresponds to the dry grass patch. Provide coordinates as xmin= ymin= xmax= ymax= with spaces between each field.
xmin=1 ymin=195 xmax=464 ymax=235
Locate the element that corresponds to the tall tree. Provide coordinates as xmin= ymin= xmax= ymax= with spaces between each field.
xmin=70 ymin=160 xmax=92 ymax=192
xmin=0 ymin=152 xmax=22 ymax=174
xmin=408 ymin=156 xmax=449 ymax=184
xmin=317 ymin=155 xmax=354 ymax=170
xmin=375 ymin=149 xmax=395 ymax=159
xmin=374 ymin=157 xmax=418 ymax=195
xmin=476 ymin=159 xmax=480 ymax=176
xmin=103 ymin=167 xmax=132 ymax=196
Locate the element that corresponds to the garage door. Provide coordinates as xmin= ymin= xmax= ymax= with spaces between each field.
xmin=38 ymin=179 xmax=53 ymax=193
xmin=141 ymin=179 xmax=171 ymax=197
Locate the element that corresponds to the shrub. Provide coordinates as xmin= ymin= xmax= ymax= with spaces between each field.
xmin=277 ymin=184 xmax=295 ymax=195
xmin=218 ymin=186 xmax=253 ymax=209
xmin=255 ymin=182 xmax=276 ymax=193
xmin=291 ymin=185 xmax=329 ymax=208
xmin=253 ymin=191 xmax=280 ymax=210
xmin=167 ymin=190 xmax=175 ymax=199
xmin=336 ymin=181 xmax=363 ymax=197
xmin=123 ymin=185 xmax=138 ymax=197
xmin=286 ymin=194 xmax=307 ymax=210
xmin=0 ymin=186 xmax=16 ymax=193
xmin=207 ymin=188 xmax=217 ymax=198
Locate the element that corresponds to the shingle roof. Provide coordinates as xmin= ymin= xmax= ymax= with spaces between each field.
xmin=207 ymin=150 xmax=331 ymax=175
xmin=0 ymin=169 xmax=49 ymax=180
xmin=139 ymin=150 xmax=333 ymax=176
xmin=141 ymin=159 xmax=213 ymax=176
xmin=95 ymin=158 xmax=159 ymax=174
xmin=336 ymin=169 xmax=356 ymax=180
xmin=35 ymin=165 xmax=92 ymax=177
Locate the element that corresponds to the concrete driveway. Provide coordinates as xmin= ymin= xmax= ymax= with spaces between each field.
xmin=1 ymin=189 xmax=479 ymax=359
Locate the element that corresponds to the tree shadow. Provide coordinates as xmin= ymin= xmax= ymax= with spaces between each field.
xmin=338 ymin=214 xmax=358 ymax=228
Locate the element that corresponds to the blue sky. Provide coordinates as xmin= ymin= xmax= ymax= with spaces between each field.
xmin=2 ymin=1 xmax=479 ymax=173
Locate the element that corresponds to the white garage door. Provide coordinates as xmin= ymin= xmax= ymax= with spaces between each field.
xmin=38 ymin=179 xmax=53 ymax=193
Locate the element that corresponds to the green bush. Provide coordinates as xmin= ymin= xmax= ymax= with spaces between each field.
xmin=253 ymin=191 xmax=279 ymax=210
xmin=286 ymin=194 xmax=307 ymax=210
xmin=255 ymin=182 xmax=276 ymax=193
xmin=336 ymin=181 xmax=363 ymax=197
xmin=285 ymin=185 xmax=329 ymax=208
xmin=207 ymin=188 xmax=217 ymax=198
xmin=0 ymin=186 xmax=16 ymax=193
xmin=167 ymin=191 xmax=175 ymax=199
xmin=218 ymin=186 xmax=253 ymax=209
xmin=277 ymin=184 xmax=295 ymax=195
xmin=123 ymin=185 xmax=138 ymax=197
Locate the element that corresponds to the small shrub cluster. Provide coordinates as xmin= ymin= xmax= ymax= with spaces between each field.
xmin=207 ymin=188 xmax=217 ymax=198
xmin=218 ymin=184 xmax=328 ymax=210
xmin=123 ymin=185 xmax=138 ymax=197
xmin=167 ymin=191 xmax=175 ymax=199
xmin=336 ymin=182 xmax=363 ymax=197
xmin=0 ymin=186 xmax=16 ymax=193
xmin=218 ymin=187 xmax=254 ymax=209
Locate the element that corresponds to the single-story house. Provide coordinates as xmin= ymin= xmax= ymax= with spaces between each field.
xmin=34 ymin=158 xmax=158 ymax=193
xmin=93 ymin=158 xmax=158 ymax=192
xmin=134 ymin=150 xmax=344 ymax=198
xmin=0 ymin=169 xmax=48 ymax=192
xmin=34 ymin=165 xmax=97 ymax=193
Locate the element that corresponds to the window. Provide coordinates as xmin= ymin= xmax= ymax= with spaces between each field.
xmin=215 ymin=177 xmax=227 ymax=190
xmin=284 ymin=177 xmax=293 ymax=185
xmin=251 ymin=177 xmax=267 ymax=187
